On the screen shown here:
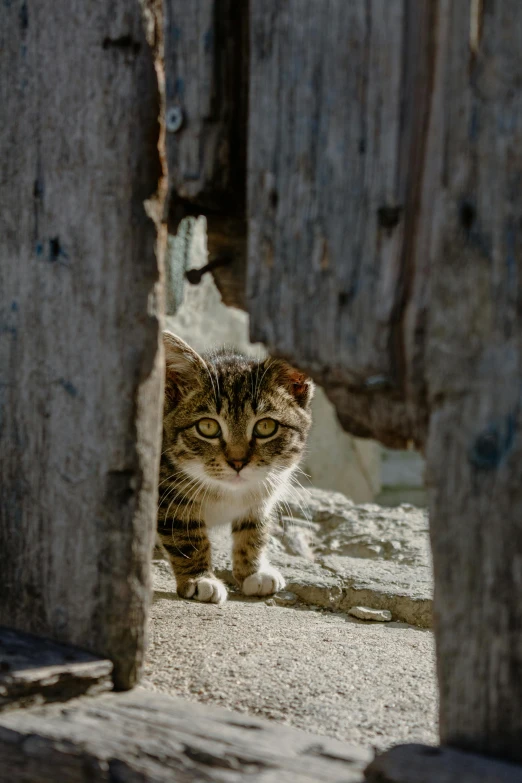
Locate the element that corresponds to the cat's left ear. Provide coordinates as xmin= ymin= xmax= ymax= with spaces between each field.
xmin=163 ymin=331 xmax=206 ymax=409
xmin=274 ymin=360 xmax=314 ymax=408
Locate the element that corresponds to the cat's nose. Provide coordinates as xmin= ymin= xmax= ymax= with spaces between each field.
xmin=227 ymin=458 xmax=248 ymax=473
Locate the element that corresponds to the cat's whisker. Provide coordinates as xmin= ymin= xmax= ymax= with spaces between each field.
xmin=158 ymin=471 xmax=182 ymax=490
xmin=203 ymin=360 xmax=219 ymax=408
xmin=159 ymin=472 xmax=199 ymax=505
xmin=266 ymin=469 xmax=311 ymax=525
xmin=169 ymin=494 xmax=203 ymax=552
xmin=255 ymin=357 xmax=274 ymax=404
xmin=160 ymin=473 xmax=202 ymax=508
xmin=249 ymin=363 xmax=256 ymax=401
xmin=270 ymin=464 xmax=312 ymax=505
xmin=281 ymin=482 xmax=312 ymax=525
xmin=164 ymin=475 xmax=204 ymax=524
xmin=253 ymin=356 xmax=265 ymax=402
xmin=196 ymin=479 xmax=215 ymax=542
xmin=172 ymin=484 xmax=205 ymax=520
xmin=184 ymin=480 xmax=209 ymax=550
xmin=264 ymin=475 xmax=294 ymax=520
xmin=158 ymin=484 xmax=179 ymax=510
xmin=169 ymin=542 xmax=190 ymax=560
xmin=289 ymin=464 xmax=312 ymax=482
xmin=187 ymin=476 xmax=210 ymax=520
xmin=264 ymin=481 xmax=296 ymax=540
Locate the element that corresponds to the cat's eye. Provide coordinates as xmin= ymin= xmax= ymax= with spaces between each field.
xmin=253 ymin=418 xmax=278 ymax=438
xmin=195 ymin=418 xmax=221 ymax=438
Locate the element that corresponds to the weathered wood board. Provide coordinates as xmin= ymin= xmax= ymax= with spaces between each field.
xmin=0 ymin=1 xmax=164 ymax=689
xmin=0 ymin=689 xmax=371 ymax=782
xmin=365 ymin=743 xmax=522 ymax=783
xmin=164 ymin=0 xmax=248 ymax=308
xmin=247 ymin=0 xmax=433 ymax=448
xmin=246 ymin=0 xmax=522 ymax=765
xmin=421 ymin=0 xmax=522 ymax=762
xmin=0 ymin=627 xmax=112 ymax=712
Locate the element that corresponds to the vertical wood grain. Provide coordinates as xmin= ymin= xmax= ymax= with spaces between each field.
xmin=424 ymin=0 xmax=522 ymax=760
xmin=164 ymin=0 xmax=248 ymax=308
xmin=247 ymin=0 xmax=433 ymax=447
xmin=0 ymin=0 xmax=164 ymax=689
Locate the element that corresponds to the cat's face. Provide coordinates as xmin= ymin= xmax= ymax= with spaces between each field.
xmin=162 ymin=332 xmax=314 ymax=497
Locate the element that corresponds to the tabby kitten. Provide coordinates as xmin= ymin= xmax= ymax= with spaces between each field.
xmin=158 ymin=331 xmax=314 ymax=605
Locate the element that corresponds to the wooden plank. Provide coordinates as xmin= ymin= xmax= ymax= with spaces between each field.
xmin=0 ymin=627 xmax=112 ymax=712
xmin=0 ymin=1 xmax=164 ymax=689
xmin=247 ymin=0 xmax=434 ymax=448
xmin=164 ymin=0 xmax=248 ymax=308
xmin=0 ymin=689 xmax=371 ymax=782
xmin=420 ymin=0 xmax=522 ymax=762
xmin=247 ymin=0 xmax=522 ymax=763
xmin=365 ymin=743 xmax=522 ymax=783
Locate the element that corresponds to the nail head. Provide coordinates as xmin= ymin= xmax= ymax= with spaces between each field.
xmin=166 ymin=106 xmax=183 ymax=133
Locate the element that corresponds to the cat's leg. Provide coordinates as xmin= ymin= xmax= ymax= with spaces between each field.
xmin=232 ymin=517 xmax=286 ymax=597
xmin=157 ymin=518 xmax=227 ymax=604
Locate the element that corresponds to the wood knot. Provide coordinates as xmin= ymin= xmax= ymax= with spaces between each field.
xmin=377 ymin=206 xmax=403 ymax=231
xmin=469 ymin=416 xmax=516 ymax=470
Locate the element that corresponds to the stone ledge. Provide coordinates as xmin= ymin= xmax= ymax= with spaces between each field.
xmin=154 ymin=488 xmax=432 ymax=626
xmin=207 ymin=488 xmax=432 ymax=627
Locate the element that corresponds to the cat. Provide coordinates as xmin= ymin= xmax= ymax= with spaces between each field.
xmin=157 ymin=331 xmax=314 ymax=604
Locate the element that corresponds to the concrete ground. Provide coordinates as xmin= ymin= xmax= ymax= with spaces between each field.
xmin=144 ymin=489 xmax=437 ymax=752
xmin=145 ymin=578 xmax=437 ymax=752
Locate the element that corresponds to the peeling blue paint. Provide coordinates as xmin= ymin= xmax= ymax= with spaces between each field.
xmin=469 ymin=414 xmax=516 ymax=470
xmin=203 ymin=28 xmax=213 ymax=54
xmin=175 ymin=77 xmax=185 ymax=99
xmin=469 ymin=105 xmax=479 ymax=142
xmin=58 ymin=378 xmax=78 ymax=397
xmin=48 ymin=236 xmax=68 ymax=263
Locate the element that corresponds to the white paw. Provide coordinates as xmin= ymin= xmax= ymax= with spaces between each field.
xmin=242 ymin=567 xmax=286 ymax=597
xmin=184 ymin=577 xmax=227 ymax=605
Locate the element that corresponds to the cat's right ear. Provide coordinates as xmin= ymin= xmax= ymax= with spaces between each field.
xmin=163 ymin=331 xmax=205 ymax=411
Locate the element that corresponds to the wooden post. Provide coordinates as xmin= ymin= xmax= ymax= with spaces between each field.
xmin=247 ymin=0 xmax=522 ymax=766
xmin=0 ymin=0 xmax=164 ymax=689
xmin=423 ymin=0 xmax=522 ymax=760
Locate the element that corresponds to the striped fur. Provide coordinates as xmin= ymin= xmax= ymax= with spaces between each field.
xmin=158 ymin=332 xmax=314 ymax=604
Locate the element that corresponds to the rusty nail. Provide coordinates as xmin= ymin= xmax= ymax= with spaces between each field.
xmin=185 ymin=256 xmax=232 ymax=285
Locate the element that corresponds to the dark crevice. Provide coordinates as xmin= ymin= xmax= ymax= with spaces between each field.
xmin=102 ymin=35 xmax=141 ymax=56
xmin=460 ymin=201 xmax=476 ymax=236
xmin=386 ymin=0 xmax=438 ymax=447
xmin=19 ymin=2 xmax=28 ymax=32
xmin=49 ymin=237 xmax=61 ymax=261
xmin=377 ymin=205 xmax=403 ymax=231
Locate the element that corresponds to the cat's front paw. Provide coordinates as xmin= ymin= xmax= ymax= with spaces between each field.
xmin=242 ymin=566 xmax=286 ymax=597
xmin=179 ymin=576 xmax=227 ymax=605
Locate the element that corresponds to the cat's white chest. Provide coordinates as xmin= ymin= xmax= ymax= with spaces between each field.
xmin=203 ymin=495 xmax=258 ymax=528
